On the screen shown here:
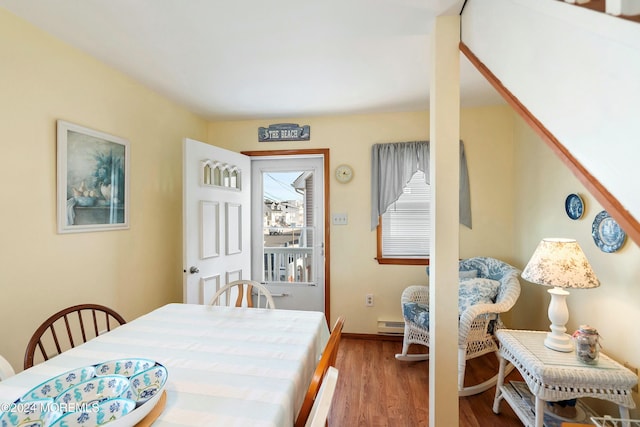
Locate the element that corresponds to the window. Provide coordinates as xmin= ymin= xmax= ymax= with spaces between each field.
xmin=371 ymin=140 xmax=471 ymax=265
xmin=378 ymin=171 xmax=431 ymax=264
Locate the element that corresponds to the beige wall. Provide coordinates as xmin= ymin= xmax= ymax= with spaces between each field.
xmin=209 ymin=105 xmax=516 ymax=333
xmin=0 ymin=10 xmax=207 ymax=371
xmin=512 ymin=113 xmax=640 ymax=414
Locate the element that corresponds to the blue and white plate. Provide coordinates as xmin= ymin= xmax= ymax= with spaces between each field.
xmin=0 ymin=398 xmax=61 ymax=427
xmin=126 ymin=364 xmax=168 ymax=405
xmin=592 ymin=210 xmax=626 ymax=253
xmin=95 ymin=359 xmax=155 ymax=378
xmin=48 ymin=398 xmax=135 ymax=427
xmin=21 ymin=366 xmax=96 ymax=401
xmin=54 ymin=375 xmax=129 ymax=407
xmin=565 ymin=193 xmax=584 ymax=220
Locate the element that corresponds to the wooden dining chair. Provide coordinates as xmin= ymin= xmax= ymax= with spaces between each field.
xmin=304 ymin=366 xmax=339 ymax=427
xmin=0 ymin=354 xmax=15 ymax=381
xmin=24 ymin=303 xmax=126 ymax=369
xmin=294 ymin=315 xmax=345 ymax=427
xmin=209 ymin=279 xmax=276 ymax=309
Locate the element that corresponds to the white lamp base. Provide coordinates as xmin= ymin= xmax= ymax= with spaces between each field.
xmin=544 ymin=287 xmax=573 ymax=352
xmin=545 ymin=332 xmax=573 ymax=352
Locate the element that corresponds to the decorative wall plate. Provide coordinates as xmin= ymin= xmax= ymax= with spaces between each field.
xmin=592 ymin=210 xmax=626 ymax=253
xmin=565 ymin=193 xmax=584 ymax=220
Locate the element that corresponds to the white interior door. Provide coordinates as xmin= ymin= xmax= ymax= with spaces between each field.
xmin=251 ymin=156 xmax=325 ymax=312
xmin=183 ymin=138 xmax=251 ymax=304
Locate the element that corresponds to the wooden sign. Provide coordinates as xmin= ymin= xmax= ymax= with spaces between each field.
xmin=258 ymin=123 xmax=310 ymax=142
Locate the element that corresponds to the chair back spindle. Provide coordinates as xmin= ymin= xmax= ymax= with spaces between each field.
xmin=209 ymin=280 xmax=275 ymax=309
xmin=24 ymin=304 xmax=126 ymax=369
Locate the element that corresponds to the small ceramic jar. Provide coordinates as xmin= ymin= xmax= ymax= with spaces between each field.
xmin=573 ymin=325 xmax=600 ymax=365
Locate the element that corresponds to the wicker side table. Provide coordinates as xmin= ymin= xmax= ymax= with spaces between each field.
xmin=493 ymin=330 xmax=637 ymax=427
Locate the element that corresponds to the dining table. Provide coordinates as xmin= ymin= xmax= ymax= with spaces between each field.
xmin=0 ymin=303 xmax=330 ymax=426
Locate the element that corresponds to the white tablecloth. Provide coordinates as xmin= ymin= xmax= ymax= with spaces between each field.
xmin=0 ymin=304 xmax=330 ymax=426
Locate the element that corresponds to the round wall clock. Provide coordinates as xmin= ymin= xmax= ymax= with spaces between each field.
xmin=592 ymin=210 xmax=626 ymax=253
xmin=335 ymin=164 xmax=354 ymax=183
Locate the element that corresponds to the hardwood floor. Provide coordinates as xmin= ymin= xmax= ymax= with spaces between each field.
xmin=328 ymin=336 xmax=524 ymax=427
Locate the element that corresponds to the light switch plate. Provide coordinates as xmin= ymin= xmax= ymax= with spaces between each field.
xmin=332 ymin=213 xmax=348 ymax=225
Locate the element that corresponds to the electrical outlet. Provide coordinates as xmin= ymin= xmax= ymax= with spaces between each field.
xmin=365 ymin=293 xmax=374 ymax=307
xmin=624 ymin=362 xmax=639 ymax=392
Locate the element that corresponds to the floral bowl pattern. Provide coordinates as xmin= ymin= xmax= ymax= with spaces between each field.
xmin=126 ymin=365 xmax=167 ymax=405
xmin=4 ymin=360 xmax=166 ymax=427
xmin=0 ymin=398 xmax=62 ymax=427
xmin=21 ymin=366 xmax=97 ymax=401
xmin=48 ymin=398 xmax=135 ymax=427
xmin=95 ymin=359 xmax=155 ymax=378
xmin=54 ymin=375 xmax=129 ymax=407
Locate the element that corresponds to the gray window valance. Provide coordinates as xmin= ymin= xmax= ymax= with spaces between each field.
xmin=370 ymin=140 xmax=472 ymax=230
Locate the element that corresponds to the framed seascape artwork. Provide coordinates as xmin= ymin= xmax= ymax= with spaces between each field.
xmin=57 ymin=120 xmax=130 ymax=233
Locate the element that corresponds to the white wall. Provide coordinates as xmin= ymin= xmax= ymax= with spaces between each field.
xmin=462 ymin=0 xmax=640 ymax=221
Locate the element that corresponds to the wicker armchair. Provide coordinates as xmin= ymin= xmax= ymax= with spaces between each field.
xmin=395 ymin=257 xmax=521 ymax=396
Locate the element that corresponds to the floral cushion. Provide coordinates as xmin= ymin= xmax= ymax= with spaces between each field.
xmin=458 ymin=269 xmax=478 ymax=279
xmin=403 ymin=277 xmax=500 ymax=329
xmin=458 ymin=278 xmax=500 ymax=314
xmin=425 ymin=267 xmax=479 ymax=279
xmin=403 ymin=302 xmax=430 ymax=329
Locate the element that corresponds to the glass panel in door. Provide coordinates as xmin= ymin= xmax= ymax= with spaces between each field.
xmin=251 ymin=158 xmax=325 ymax=312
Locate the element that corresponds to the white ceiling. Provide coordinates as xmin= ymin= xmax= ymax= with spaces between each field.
xmin=0 ymin=0 xmax=504 ymax=121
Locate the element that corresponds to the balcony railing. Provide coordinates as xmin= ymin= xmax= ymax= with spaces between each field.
xmin=262 ymin=226 xmax=315 ymax=285
xmin=263 ymin=247 xmax=314 ymax=284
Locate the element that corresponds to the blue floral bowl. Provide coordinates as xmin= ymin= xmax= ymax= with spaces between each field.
xmin=0 ymin=398 xmax=61 ymax=427
xmin=126 ymin=365 xmax=168 ymax=405
xmin=21 ymin=366 xmax=96 ymax=401
xmin=95 ymin=359 xmax=155 ymax=378
xmin=74 ymin=196 xmax=97 ymax=207
xmin=54 ymin=375 xmax=129 ymax=407
xmin=7 ymin=360 xmax=167 ymax=426
xmin=48 ymin=398 xmax=135 ymax=427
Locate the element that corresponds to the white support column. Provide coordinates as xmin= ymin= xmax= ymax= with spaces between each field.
xmin=429 ymin=15 xmax=461 ymax=427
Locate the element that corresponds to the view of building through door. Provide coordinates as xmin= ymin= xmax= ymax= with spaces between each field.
xmin=251 ymin=156 xmax=325 ymax=312
xmin=263 ymin=172 xmax=311 ymax=283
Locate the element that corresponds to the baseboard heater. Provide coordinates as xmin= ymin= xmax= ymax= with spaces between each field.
xmin=377 ymin=320 xmax=405 ymax=335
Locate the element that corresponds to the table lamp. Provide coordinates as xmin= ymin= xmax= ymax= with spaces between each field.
xmin=521 ymin=238 xmax=600 ymax=352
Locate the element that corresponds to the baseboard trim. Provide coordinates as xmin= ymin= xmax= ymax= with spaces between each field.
xmin=342 ymin=332 xmax=403 ymax=342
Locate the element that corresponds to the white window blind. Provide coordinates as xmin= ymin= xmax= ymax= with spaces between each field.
xmin=381 ymin=170 xmax=430 ymax=258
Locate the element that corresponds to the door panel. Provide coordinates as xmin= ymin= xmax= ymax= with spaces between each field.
xmin=183 ymin=138 xmax=251 ymax=304
xmin=250 ymin=156 xmax=325 ymax=312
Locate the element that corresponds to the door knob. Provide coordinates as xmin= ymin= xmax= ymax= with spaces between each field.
xmin=189 ymin=266 xmax=200 ymax=274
